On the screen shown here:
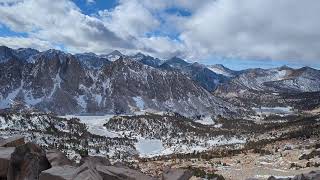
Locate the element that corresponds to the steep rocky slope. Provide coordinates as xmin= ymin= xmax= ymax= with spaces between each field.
xmin=0 ymin=46 xmax=239 ymax=117
xmin=214 ymin=66 xmax=320 ymax=110
xmin=160 ymin=57 xmax=230 ymax=92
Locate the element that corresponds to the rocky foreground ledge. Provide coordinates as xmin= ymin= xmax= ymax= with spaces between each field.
xmin=0 ymin=136 xmax=319 ymax=180
xmin=0 ymin=136 xmax=194 ymax=180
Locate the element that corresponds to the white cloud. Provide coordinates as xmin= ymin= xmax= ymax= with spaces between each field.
xmin=180 ymin=0 xmax=320 ymax=62
xmin=98 ymin=0 xmax=160 ymax=39
xmin=0 ymin=0 xmax=132 ymax=54
xmin=0 ymin=0 xmax=319 ymax=63
xmin=0 ymin=36 xmax=55 ymax=50
xmin=139 ymin=36 xmax=186 ymax=59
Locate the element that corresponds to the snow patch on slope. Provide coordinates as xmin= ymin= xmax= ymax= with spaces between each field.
xmin=133 ymin=96 xmax=144 ymax=110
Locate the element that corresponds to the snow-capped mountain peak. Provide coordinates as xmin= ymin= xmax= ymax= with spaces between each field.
xmin=102 ymin=50 xmax=123 ymax=61
xmin=207 ymin=64 xmax=237 ymax=77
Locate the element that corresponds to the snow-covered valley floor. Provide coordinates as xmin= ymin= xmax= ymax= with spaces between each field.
xmin=60 ymin=114 xmax=246 ymax=158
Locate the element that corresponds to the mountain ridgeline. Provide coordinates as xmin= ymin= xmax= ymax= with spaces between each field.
xmin=0 ymin=46 xmax=239 ymax=117
xmin=1 ymin=45 xmax=320 ymax=117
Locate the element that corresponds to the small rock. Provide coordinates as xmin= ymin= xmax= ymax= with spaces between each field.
xmin=39 ymin=165 xmax=76 ymax=180
xmin=80 ymin=156 xmax=111 ymax=166
xmin=97 ymin=165 xmax=154 ymax=180
xmin=46 ymin=149 xmax=72 ymax=167
xmin=72 ymin=162 xmax=103 ymax=180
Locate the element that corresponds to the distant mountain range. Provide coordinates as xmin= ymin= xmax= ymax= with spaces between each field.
xmin=1 ymin=45 xmax=319 ymax=117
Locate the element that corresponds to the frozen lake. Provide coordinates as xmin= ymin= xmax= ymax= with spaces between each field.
xmin=252 ymin=106 xmax=293 ymax=115
xmin=135 ymin=139 xmax=164 ymax=157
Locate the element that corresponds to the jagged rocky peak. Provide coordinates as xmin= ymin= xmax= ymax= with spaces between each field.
xmin=101 ymin=49 xmax=124 ymax=61
xmin=75 ymin=52 xmax=111 ymax=69
xmin=40 ymin=48 xmax=70 ymax=57
xmin=277 ymin=65 xmax=292 ymax=70
xmin=109 ymin=49 xmax=123 ymax=56
xmin=163 ymin=56 xmax=190 ymax=68
xmin=0 ymin=45 xmax=19 ymax=63
xmin=32 ymin=49 xmax=74 ymax=65
xmin=207 ymin=64 xmax=238 ymax=77
xmin=190 ymin=62 xmax=205 ymax=68
xmin=132 ymin=52 xmax=146 ymax=59
xmin=130 ymin=52 xmax=163 ymax=68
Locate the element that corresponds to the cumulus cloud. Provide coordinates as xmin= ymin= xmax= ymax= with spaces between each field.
xmin=0 ymin=0 xmax=132 ymax=53
xmin=98 ymin=0 xmax=160 ymax=39
xmin=0 ymin=36 xmax=55 ymax=50
xmin=180 ymin=0 xmax=320 ymax=62
xmin=0 ymin=0 xmax=319 ymax=63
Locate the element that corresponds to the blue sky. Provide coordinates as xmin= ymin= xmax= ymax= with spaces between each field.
xmin=0 ymin=0 xmax=319 ymax=70
xmin=73 ymin=0 xmax=118 ymax=15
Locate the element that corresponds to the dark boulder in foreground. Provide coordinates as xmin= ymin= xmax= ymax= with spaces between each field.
xmin=7 ymin=142 xmax=51 ymax=180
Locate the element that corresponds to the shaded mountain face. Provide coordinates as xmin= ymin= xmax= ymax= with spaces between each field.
xmin=75 ymin=53 xmax=111 ymax=69
xmin=160 ymin=58 xmax=230 ymax=92
xmin=130 ymin=52 xmax=162 ymax=68
xmin=0 ymin=46 xmax=239 ymax=117
xmin=161 ymin=57 xmax=190 ymax=69
xmin=0 ymin=46 xmax=39 ymax=63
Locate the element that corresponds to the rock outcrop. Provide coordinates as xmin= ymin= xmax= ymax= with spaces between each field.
xmin=46 ymin=149 xmax=73 ymax=167
xmin=263 ymin=170 xmax=320 ymax=180
xmin=7 ymin=142 xmax=51 ymax=180
xmin=39 ymin=165 xmax=77 ymax=180
xmin=96 ymin=165 xmax=154 ymax=180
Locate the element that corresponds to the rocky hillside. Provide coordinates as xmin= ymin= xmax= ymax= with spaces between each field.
xmin=0 ymin=46 xmax=239 ymax=117
xmin=214 ymin=66 xmax=320 ymax=110
xmin=0 ymin=111 xmax=136 ymax=161
xmin=160 ymin=57 xmax=230 ymax=92
xmin=216 ymin=66 xmax=320 ymax=94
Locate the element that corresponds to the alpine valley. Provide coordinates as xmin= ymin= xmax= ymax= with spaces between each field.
xmin=0 ymin=45 xmax=320 ymax=180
